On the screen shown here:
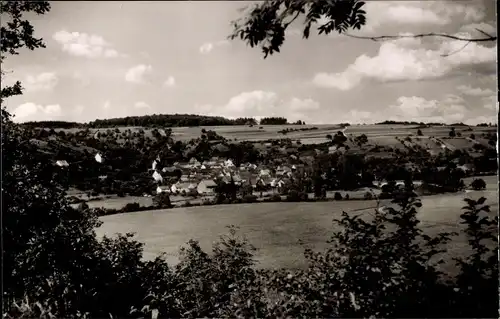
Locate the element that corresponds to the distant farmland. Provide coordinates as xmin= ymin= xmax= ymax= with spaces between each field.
xmin=56 ymin=124 xmax=496 ymax=150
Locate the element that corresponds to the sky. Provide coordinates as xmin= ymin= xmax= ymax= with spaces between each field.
xmin=2 ymin=0 xmax=497 ymax=125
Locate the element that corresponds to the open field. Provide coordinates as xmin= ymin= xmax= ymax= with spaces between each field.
xmin=96 ymin=175 xmax=498 ymax=272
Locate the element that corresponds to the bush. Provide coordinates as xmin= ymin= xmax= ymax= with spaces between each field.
xmin=286 ymin=190 xmax=308 ymax=202
xmin=379 ymin=191 xmax=392 ymax=199
xmin=153 ymin=193 xmax=172 ymax=209
xmin=470 ymin=178 xmax=486 ymax=190
xmin=242 ymin=194 xmax=258 ymax=203
xmin=122 ymin=202 xmax=141 ymax=212
xmin=334 ymin=192 xmax=343 ymax=200
xmin=269 ymin=194 xmax=282 ymax=202
xmin=202 ymin=199 xmax=213 ymax=205
xmin=364 ymin=191 xmax=373 ymax=200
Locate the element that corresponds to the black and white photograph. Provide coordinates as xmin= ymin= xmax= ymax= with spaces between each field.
xmin=1 ymin=0 xmax=498 ymax=318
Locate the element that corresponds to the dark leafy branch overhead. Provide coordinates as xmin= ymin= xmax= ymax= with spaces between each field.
xmin=0 ymin=1 xmax=51 ymax=105
xmin=229 ymin=0 xmax=366 ymax=58
xmin=228 ymin=0 xmax=496 ymax=59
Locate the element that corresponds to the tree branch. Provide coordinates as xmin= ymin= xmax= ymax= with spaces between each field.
xmin=342 ymin=30 xmax=496 ymax=57
xmin=342 ymin=31 xmax=497 ymax=43
xmin=283 ymin=10 xmax=301 ymax=28
xmin=441 ymin=41 xmax=471 ymax=57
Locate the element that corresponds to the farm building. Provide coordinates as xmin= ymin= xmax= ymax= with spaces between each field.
xmin=197 ymin=179 xmax=217 ymax=195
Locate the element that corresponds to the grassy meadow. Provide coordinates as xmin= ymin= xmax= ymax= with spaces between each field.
xmin=96 ymin=175 xmax=498 ymax=272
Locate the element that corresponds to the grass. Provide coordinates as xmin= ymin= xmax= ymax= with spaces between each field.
xmin=96 ymin=175 xmax=498 ymax=271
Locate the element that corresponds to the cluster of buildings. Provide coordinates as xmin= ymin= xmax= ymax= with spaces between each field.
xmin=153 ymin=156 xmax=302 ymax=196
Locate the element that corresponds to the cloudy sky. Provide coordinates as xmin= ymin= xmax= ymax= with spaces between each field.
xmin=2 ymin=1 xmax=497 ymax=124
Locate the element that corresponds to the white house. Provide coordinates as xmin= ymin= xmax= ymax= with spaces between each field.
xmin=55 ymin=160 xmax=69 ymax=167
xmin=152 ymin=171 xmax=163 ymax=182
xmin=95 ymin=153 xmax=103 ymax=163
xmin=197 ymin=179 xmax=217 ymax=195
xmin=225 ymin=159 xmax=234 ymax=168
xmin=156 ymin=185 xmax=171 ymax=194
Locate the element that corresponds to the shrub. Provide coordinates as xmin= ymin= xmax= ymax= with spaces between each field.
xmin=202 ymin=199 xmax=213 ymax=206
xmin=363 ymin=191 xmax=373 ymax=200
xmin=286 ymin=190 xmax=308 ymax=202
xmin=153 ymin=193 xmax=172 ymax=209
xmin=122 ymin=202 xmax=141 ymax=212
xmin=470 ymin=178 xmax=486 ymax=190
xmin=243 ymin=194 xmax=258 ymax=203
xmin=334 ymin=192 xmax=343 ymax=200
xmin=269 ymin=194 xmax=282 ymax=202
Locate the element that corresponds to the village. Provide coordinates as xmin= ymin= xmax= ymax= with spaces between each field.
xmin=151 ymin=152 xmax=478 ymax=202
xmin=153 ymin=156 xmax=299 ymax=198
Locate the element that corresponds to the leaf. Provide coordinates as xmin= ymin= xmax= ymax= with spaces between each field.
xmin=303 ymin=23 xmax=311 ymax=38
xmin=477 ymin=197 xmax=487 ymax=205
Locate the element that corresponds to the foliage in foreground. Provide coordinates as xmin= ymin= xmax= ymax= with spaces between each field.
xmin=4 ymin=164 xmax=499 ymax=319
xmin=2 ymin=1 xmax=499 ymax=318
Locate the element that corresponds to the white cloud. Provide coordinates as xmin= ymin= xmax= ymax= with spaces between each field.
xmin=342 ymin=94 xmax=475 ymax=124
xmin=224 ymin=91 xmax=279 ymax=116
xmin=52 ymin=30 xmax=123 ymax=58
xmin=313 ymin=31 xmax=496 ymax=90
xmin=457 ymin=84 xmax=494 ymax=97
xmin=288 ymin=97 xmax=320 ymax=111
xmin=125 ymin=64 xmax=152 ymax=83
xmin=351 ymin=1 xmax=487 ymax=36
xmin=23 ymin=72 xmax=58 ymax=92
xmin=199 ymin=43 xmax=214 ymax=54
xmin=134 ymin=101 xmax=151 ymax=109
xmin=465 ymin=114 xmax=498 ymax=125
xmin=199 ymin=40 xmax=229 ymax=54
xmin=387 ymin=96 xmax=468 ymax=123
xmin=12 ymin=102 xmax=62 ymax=122
xmin=73 ymin=105 xmax=85 ymax=115
xmin=194 ymin=91 xmax=320 ymax=123
xmin=72 ymin=71 xmax=91 ymax=87
xmin=163 ymin=76 xmax=176 ymax=88
xmin=481 ymin=95 xmax=497 ymax=110
xmin=460 ymin=22 xmax=497 ymax=36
